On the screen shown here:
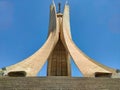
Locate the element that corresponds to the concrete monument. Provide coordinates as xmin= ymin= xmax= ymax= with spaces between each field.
xmin=0 ymin=2 xmax=119 ymax=78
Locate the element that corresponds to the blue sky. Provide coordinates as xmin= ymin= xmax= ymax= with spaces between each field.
xmin=0 ymin=0 xmax=120 ymax=77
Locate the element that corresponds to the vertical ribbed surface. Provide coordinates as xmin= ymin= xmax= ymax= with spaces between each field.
xmin=47 ymin=39 xmax=70 ymax=76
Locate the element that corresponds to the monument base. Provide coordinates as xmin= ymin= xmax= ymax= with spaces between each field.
xmin=0 ymin=76 xmax=120 ymax=90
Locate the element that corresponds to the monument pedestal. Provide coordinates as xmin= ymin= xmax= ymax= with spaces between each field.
xmin=0 ymin=76 xmax=120 ymax=90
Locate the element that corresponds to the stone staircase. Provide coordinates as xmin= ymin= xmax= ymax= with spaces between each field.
xmin=0 ymin=76 xmax=120 ymax=90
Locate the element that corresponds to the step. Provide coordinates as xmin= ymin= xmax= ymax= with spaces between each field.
xmin=0 ymin=76 xmax=120 ymax=90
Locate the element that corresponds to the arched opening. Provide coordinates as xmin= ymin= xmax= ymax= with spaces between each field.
xmin=8 ymin=71 xmax=26 ymax=77
xmin=95 ymin=72 xmax=112 ymax=78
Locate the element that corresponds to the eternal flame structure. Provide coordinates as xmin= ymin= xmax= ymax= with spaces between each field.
xmin=0 ymin=2 xmax=119 ymax=78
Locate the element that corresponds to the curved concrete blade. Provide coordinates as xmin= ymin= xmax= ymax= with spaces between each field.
xmin=62 ymin=5 xmax=116 ymax=77
xmin=5 ymin=4 xmax=59 ymax=76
